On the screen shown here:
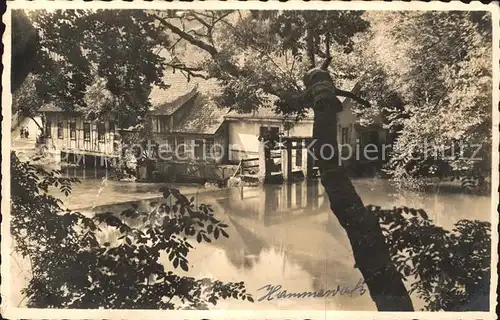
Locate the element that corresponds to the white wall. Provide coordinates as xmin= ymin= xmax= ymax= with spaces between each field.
xmin=227 ymin=120 xmax=315 ymax=162
xmin=227 ymin=100 xmax=387 ymax=162
xmin=228 ymin=121 xmax=262 ymax=161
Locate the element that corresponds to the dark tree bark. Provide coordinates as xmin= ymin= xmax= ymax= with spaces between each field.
xmin=307 ymin=62 xmax=414 ymax=311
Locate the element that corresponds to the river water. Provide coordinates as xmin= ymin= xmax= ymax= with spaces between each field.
xmin=19 ymin=166 xmax=492 ymax=310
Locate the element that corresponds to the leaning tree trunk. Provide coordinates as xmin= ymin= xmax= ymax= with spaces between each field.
xmin=306 ymin=64 xmax=414 ymax=311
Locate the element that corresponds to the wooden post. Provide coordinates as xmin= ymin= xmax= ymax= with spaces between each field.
xmin=281 ymin=140 xmax=289 ymax=181
xmin=281 ymin=139 xmax=293 ymax=182
xmin=83 ymin=154 xmax=86 ymax=180
xmin=258 ymin=140 xmax=267 ymax=183
xmin=306 ymin=138 xmax=315 ymax=179
xmin=105 ymin=156 xmax=108 ymax=178
xmin=301 ymin=139 xmax=308 ymax=177
xmin=94 ymin=155 xmax=97 ymax=178
xmin=287 ymin=140 xmax=292 ymax=181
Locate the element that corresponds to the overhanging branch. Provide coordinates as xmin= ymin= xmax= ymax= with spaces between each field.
xmin=153 ymin=14 xmax=219 ymax=57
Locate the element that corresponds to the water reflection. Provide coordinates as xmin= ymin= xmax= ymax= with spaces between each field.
xmin=87 ymin=180 xmax=374 ymax=310
xmin=69 ymin=171 xmax=491 ymax=310
xmin=216 ymin=182 xmax=325 ymax=225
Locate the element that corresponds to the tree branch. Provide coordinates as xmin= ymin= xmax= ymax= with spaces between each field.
xmin=336 ymin=88 xmax=371 ymax=108
xmin=30 ymin=116 xmax=44 ymax=131
xmin=153 ymin=14 xmax=219 ymax=57
xmin=306 ymin=23 xmax=316 ymax=68
xmin=186 ymin=12 xmax=211 ymax=29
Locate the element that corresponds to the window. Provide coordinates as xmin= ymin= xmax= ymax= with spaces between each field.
xmin=45 ymin=118 xmax=52 ymax=137
xmin=57 ymin=120 xmax=64 ymax=139
xmin=205 ymin=138 xmax=215 ymax=160
xmin=194 ymin=139 xmax=204 ymax=160
xmin=159 ymin=117 xmax=169 ymax=133
xmin=259 ymin=126 xmax=280 ymax=151
xmin=166 ymin=137 xmax=175 ymax=155
xmin=97 ymin=123 xmax=106 ymax=142
xmin=341 ymin=127 xmax=349 ymax=144
xmin=69 ymin=118 xmax=76 ymax=140
xmin=84 ymin=122 xmax=91 ymax=141
xmin=151 ymin=117 xmax=158 ymax=133
xmin=177 ymin=137 xmax=185 ymax=157
xmin=109 ymin=121 xmax=115 ymax=133
xmin=259 ymin=126 xmax=279 ymax=138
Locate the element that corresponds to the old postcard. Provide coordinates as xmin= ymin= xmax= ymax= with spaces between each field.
xmin=1 ymin=1 xmax=499 ymax=319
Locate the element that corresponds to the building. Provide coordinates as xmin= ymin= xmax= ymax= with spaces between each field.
xmin=37 ymin=75 xmax=386 ymax=181
xmin=225 ymin=83 xmax=387 ymax=163
xmin=224 ymin=83 xmax=388 ymax=180
xmin=38 ymin=104 xmax=119 ymax=167
xmin=147 ymin=84 xmax=228 ymax=164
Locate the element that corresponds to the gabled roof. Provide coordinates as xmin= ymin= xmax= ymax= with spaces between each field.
xmin=148 ymin=68 xmax=200 ymax=115
xmin=149 ymin=85 xmax=199 ymax=116
xmin=171 ymin=93 xmax=228 ymax=135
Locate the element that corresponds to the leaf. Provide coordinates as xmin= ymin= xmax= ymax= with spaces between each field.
xmin=173 ymin=258 xmax=179 ymax=269
xmin=417 ymin=209 xmax=429 ymax=220
xmin=220 ymin=229 xmax=229 ymax=238
xmin=202 ymin=234 xmax=211 ymax=243
xmin=180 ymin=260 xmax=189 ymax=272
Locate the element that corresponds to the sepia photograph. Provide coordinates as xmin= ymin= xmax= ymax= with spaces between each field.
xmin=2 ymin=1 xmax=498 ymax=319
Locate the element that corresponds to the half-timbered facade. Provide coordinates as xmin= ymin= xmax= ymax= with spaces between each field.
xmin=39 ymin=104 xmax=118 ymax=162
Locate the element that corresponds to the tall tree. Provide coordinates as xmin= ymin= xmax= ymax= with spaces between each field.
xmin=342 ymin=11 xmax=493 ymax=191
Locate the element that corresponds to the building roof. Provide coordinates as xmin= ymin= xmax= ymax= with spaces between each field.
xmin=38 ymin=103 xmax=62 ymax=112
xmin=148 ymin=68 xmax=199 ymax=115
xmin=149 ymin=85 xmax=199 ymax=116
xmin=171 ymin=93 xmax=228 ymax=135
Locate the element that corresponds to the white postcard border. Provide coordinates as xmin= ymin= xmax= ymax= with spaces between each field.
xmin=2 ymin=1 xmax=499 ymax=319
